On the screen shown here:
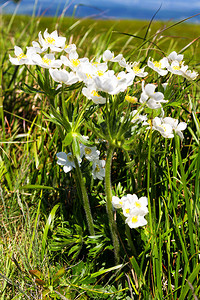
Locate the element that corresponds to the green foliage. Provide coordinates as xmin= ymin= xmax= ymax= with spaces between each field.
xmin=1 ymin=11 xmax=200 ymax=300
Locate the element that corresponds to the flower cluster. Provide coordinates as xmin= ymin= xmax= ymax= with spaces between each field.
xmin=112 ymin=194 xmax=148 ymax=228
xmin=9 ymin=29 xmax=197 ymax=141
xmin=56 ymin=143 xmax=105 ymax=180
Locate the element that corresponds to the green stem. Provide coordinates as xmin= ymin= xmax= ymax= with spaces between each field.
xmin=73 ymin=156 xmax=95 ymax=236
xmin=105 ymin=144 xmax=120 ymax=264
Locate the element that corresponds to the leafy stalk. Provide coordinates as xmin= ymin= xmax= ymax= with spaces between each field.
xmin=105 ymin=144 xmax=120 ymax=264
xmin=73 ymin=154 xmax=95 ymax=236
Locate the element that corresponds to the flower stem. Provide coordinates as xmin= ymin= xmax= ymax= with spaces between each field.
xmin=73 ymin=156 xmax=95 ymax=236
xmin=105 ymin=144 xmax=120 ymax=264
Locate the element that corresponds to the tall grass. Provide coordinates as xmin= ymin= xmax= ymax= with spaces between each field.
xmin=0 ymin=10 xmax=200 ymax=299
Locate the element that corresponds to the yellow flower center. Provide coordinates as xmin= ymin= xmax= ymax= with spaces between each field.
xmin=91 ymin=90 xmax=100 ymax=97
xmin=95 ymin=165 xmax=100 ymax=172
xmin=125 ymin=95 xmax=137 ymax=103
xmin=125 ymin=208 xmax=130 ymax=214
xmin=132 ymin=66 xmax=141 ymax=73
xmin=96 ymin=70 xmax=104 ymax=76
xmin=92 ymin=61 xmax=99 ymax=65
xmin=153 ymin=61 xmax=162 ymax=68
xmin=64 ymin=44 xmax=69 ymax=49
xmin=17 ymin=53 xmax=27 ymax=60
xmin=45 ymin=37 xmax=55 ymax=44
xmin=71 ymin=59 xmax=80 ymax=67
xmin=172 ymin=65 xmax=181 ymax=70
xmin=42 ymin=57 xmax=52 ymax=65
xmin=119 ymin=201 xmax=123 ymax=205
xmin=84 ymin=148 xmax=92 ymax=155
xmin=135 ymin=201 xmax=141 ymax=208
xmin=117 ymin=76 xmax=121 ymax=80
xmin=86 ymin=73 xmax=92 ymax=79
xmin=132 ymin=216 xmax=138 ymax=223
xmin=67 ymin=154 xmax=74 ymax=162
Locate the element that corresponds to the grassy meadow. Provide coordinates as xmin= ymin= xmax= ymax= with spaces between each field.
xmin=0 ymin=11 xmax=200 ymax=299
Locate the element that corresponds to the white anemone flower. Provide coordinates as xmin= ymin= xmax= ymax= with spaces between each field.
xmin=167 ymin=51 xmax=184 ymax=63
xmin=38 ymin=29 xmax=66 ymax=52
xmin=117 ymin=71 xmax=135 ymax=88
xmin=61 ymin=53 xmax=89 ymax=72
xmin=125 ymin=212 xmax=148 ymax=229
xmin=112 ymin=196 xmax=124 ymax=209
xmin=32 ymin=53 xmax=62 ymax=69
xmin=82 ymin=86 xmax=106 ymax=104
xmin=27 ymin=41 xmax=44 ymax=54
xmin=181 ymin=68 xmax=198 ymax=80
xmin=126 ymin=62 xmax=148 ymax=78
xmin=9 ymin=46 xmax=36 ymax=65
xmin=152 ymin=117 xmax=174 ymax=138
xmin=94 ymin=71 xmax=130 ymax=95
xmin=147 ymin=57 xmax=169 ymax=76
xmin=63 ymin=43 xmax=77 ymax=54
xmin=140 ymin=82 xmax=168 ymax=109
xmin=56 ymin=152 xmax=81 ymax=173
xmin=163 ymin=117 xmax=187 ymax=140
xmin=80 ymin=144 xmax=100 ymax=161
xmin=103 ymin=50 xmax=123 ymax=62
xmin=121 ymin=194 xmax=148 ymax=217
xmin=49 ymin=68 xmax=79 ymax=85
xmin=92 ymin=159 xmax=105 ymax=180
xmin=76 ymin=61 xmax=97 ymax=84
xmin=167 ymin=60 xmax=188 ymax=76
xmin=130 ymin=110 xmax=148 ymax=125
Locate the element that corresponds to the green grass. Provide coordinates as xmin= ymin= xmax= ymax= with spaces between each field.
xmin=0 ymin=12 xmax=200 ymax=299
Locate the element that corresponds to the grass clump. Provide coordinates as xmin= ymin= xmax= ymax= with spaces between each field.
xmin=0 ymin=11 xmax=200 ymax=300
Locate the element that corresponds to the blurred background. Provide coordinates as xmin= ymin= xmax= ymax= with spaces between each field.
xmin=1 ymin=0 xmax=200 ymax=22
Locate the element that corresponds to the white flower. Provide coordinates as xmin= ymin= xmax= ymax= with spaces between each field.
xmin=140 ymin=82 xmax=168 ymax=109
xmin=56 ymin=152 xmax=81 ymax=173
xmin=82 ymin=85 xmax=106 ymax=104
xmin=26 ymin=42 xmax=44 ymax=55
xmin=121 ymin=194 xmax=148 ymax=217
xmin=103 ymin=50 xmax=123 ymax=62
xmin=147 ymin=57 xmax=169 ymax=76
xmin=167 ymin=60 xmax=188 ymax=76
xmin=117 ymin=71 xmax=135 ymax=88
xmin=152 ymin=117 xmax=174 ymax=138
xmin=76 ymin=61 xmax=97 ymax=84
xmin=167 ymin=51 xmax=183 ymax=63
xmin=63 ymin=43 xmax=77 ymax=54
xmin=126 ymin=62 xmax=148 ymax=78
xmin=92 ymin=159 xmax=105 ymax=180
xmin=61 ymin=54 xmax=89 ymax=72
xmin=94 ymin=71 xmax=131 ymax=95
xmin=80 ymin=144 xmax=100 ymax=161
xmin=49 ymin=68 xmax=79 ymax=85
xmin=163 ymin=117 xmax=187 ymax=140
xmin=112 ymin=196 xmax=123 ymax=209
xmin=130 ymin=110 xmax=148 ymax=125
xmin=38 ymin=29 xmax=66 ymax=52
xmin=167 ymin=59 xmax=198 ymax=80
xmin=9 ymin=46 xmax=36 ymax=65
xmin=32 ymin=53 xmax=62 ymax=69
xmin=125 ymin=212 xmax=148 ymax=228
xmin=181 ymin=68 xmax=198 ymax=80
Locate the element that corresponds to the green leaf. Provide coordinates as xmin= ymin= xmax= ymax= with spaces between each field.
xmin=21 ymin=185 xmax=55 ymax=190
xmin=29 ymin=269 xmax=43 ymax=279
xmin=41 ymin=204 xmax=60 ymax=260
xmin=91 ymin=264 xmax=123 ymax=278
xmin=35 ymin=278 xmax=46 ymax=286
xmin=63 ymin=132 xmax=73 ymax=146
xmin=179 ymin=264 xmax=200 ymax=299
xmin=68 ymin=244 xmax=81 ymax=257
xmin=53 ymin=267 xmax=65 ymax=283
